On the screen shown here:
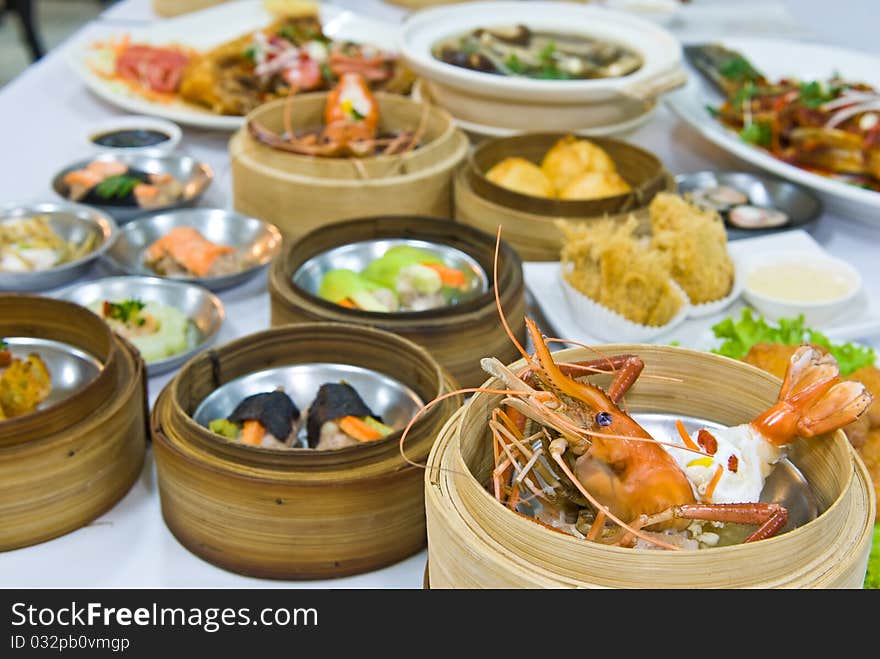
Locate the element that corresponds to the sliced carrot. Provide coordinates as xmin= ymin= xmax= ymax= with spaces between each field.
xmin=338 ymin=416 xmax=383 ymax=442
xmin=337 ymin=297 xmax=357 ymax=308
xmin=675 ymin=419 xmax=700 ymax=452
xmin=704 ymin=464 xmax=724 ymax=500
xmin=422 ymin=262 xmax=467 ymax=289
xmin=240 ymin=419 xmax=265 ymax=446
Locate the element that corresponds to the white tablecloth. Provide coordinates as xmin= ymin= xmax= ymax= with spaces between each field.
xmin=0 ymin=0 xmax=877 ymax=587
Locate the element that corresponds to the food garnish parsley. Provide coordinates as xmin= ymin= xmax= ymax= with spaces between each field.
xmin=103 ymin=299 xmax=146 ymax=325
xmin=95 ymin=174 xmax=141 ymax=200
xmin=739 ymin=121 xmax=773 ymax=147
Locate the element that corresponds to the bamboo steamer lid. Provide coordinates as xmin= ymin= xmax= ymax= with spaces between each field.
xmin=425 ymin=344 xmax=875 ymax=588
xmin=268 ymin=215 xmax=527 ymax=389
xmin=453 ymin=131 xmax=677 ymax=261
xmin=230 ymin=93 xmax=470 ymax=244
xmin=151 ymin=322 xmax=462 ymax=579
xmin=0 ymin=296 xmax=148 ymax=550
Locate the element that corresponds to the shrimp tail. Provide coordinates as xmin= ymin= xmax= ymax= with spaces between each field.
xmin=751 ymin=345 xmax=872 ymax=445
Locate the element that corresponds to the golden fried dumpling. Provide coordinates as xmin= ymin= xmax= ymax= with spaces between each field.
xmin=558 ymin=170 xmax=631 ymax=200
xmin=263 ymin=0 xmax=319 ymax=17
xmin=541 ymin=135 xmax=617 ymax=191
xmin=485 ymin=157 xmax=555 ymax=198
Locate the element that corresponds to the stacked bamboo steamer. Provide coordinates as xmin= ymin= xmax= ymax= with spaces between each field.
xmin=230 ymin=93 xmax=469 ymax=244
xmin=151 ymin=322 xmax=461 ymax=579
xmin=454 ymin=132 xmax=676 ymax=261
xmin=0 ymin=296 xmax=148 ymax=551
xmin=425 ymin=345 xmax=875 ymax=588
xmin=268 ymin=215 xmax=527 ymax=389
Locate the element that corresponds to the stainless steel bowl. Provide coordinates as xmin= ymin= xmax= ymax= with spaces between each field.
xmin=293 ymin=238 xmax=489 ymax=312
xmin=51 ymin=150 xmax=213 ymax=224
xmin=192 ymin=363 xmax=424 ymax=449
xmin=0 ymin=201 xmax=117 ymax=292
xmin=103 ymin=208 xmax=283 ymax=292
xmin=675 ymin=171 xmax=823 ymax=240
xmin=57 ymin=275 xmax=225 ymax=376
xmin=1 ymin=337 xmax=102 ymax=414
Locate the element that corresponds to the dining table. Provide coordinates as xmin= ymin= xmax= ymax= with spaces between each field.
xmin=0 ymin=0 xmax=877 ymax=587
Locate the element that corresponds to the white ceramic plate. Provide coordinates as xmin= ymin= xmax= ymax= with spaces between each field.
xmin=524 ymin=229 xmax=880 ymax=351
xmin=410 ymin=79 xmax=658 ymax=138
xmin=67 ymin=1 xmax=400 ymax=131
xmin=666 ymin=37 xmax=880 ymax=221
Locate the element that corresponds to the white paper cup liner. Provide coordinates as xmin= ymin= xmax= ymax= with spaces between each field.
xmin=559 ymin=266 xmax=691 ymax=342
xmin=685 ymin=265 xmax=744 ymax=318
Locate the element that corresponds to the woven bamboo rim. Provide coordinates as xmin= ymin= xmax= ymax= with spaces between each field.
xmin=268 ymin=215 xmax=527 ymax=389
xmin=454 ymin=164 xmax=677 ymax=262
xmin=425 ymin=344 xmax=875 ymax=588
xmin=151 ymin=322 xmax=462 ymax=579
xmin=230 ymin=93 xmax=469 ymax=242
xmin=0 ymin=332 xmax=148 ymax=551
xmin=468 ymin=132 xmax=669 ymax=217
xmin=0 ymin=295 xmax=124 ymax=446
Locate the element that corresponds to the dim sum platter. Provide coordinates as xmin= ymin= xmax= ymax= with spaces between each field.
xmin=66 ymin=0 xmax=400 ymax=130
xmin=525 ymin=229 xmax=880 ymax=350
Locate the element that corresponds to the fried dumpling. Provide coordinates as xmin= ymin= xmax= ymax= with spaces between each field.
xmin=541 ymin=135 xmax=617 ymax=191
xmin=485 ymin=157 xmax=555 ymax=198
xmin=558 ymin=170 xmax=631 ymax=200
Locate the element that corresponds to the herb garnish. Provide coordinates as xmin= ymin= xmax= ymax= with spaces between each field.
xmin=719 ymin=55 xmax=763 ymax=84
xmin=104 ymin=299 xmax=146 ymax=325
xmin=95 ymin=174 xmax=140 ymax=200
xmin=739 ymin=120 xmax=773 ymax=147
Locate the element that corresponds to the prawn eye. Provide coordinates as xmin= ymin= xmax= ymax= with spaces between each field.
xmin=596 ymin=412 xmax=612 ymax=427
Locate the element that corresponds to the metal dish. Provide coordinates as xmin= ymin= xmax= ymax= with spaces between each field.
xmin=51 ymin=150 xmax=213 ymax=224
xmin=518 ymin=412 xmax=821 ymax=544
xmin=57 ymin=275 xmax=225 ymax=376
xmin=293 ymin=238 xmax=489 ymax=314
xmin=0 ymin=201 xmax=118 ymax=292
xmin=192 ymin=363 xmax=425 ymax=450
xmin=675 ymin=171 xmax=823 ymax=240
xmin=0 ymin=337 xmax=103 ymax=415
xmin=103 ymin=208 xmax=283 ymax=292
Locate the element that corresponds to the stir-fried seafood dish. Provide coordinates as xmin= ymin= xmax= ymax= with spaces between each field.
xmin=400 ymin=229 xmax=872 ymax=550
xmin=0 ymin=215 xmax=97 ymax=273
xmin=89 ymin=298 xmax=193 ymax=364
xmin=60 ymin=160 xmax=186 ymax=210
xmin=688 ymin=43 xmax=880 ymax=191
xmin=208 ymin=382 xmax=394 ymax=450
xmin=88 ymin=1 xmax=406 ymax=117
xmin=248 ymin=72 xmax=424 ymax=157
xmin=486 ymin=135 xmax=632 ymax=200
xmin=433 ymin=25 xmax=642 ymax=80
xmin=317 ymin=244 xmax=476 ymax=313
xmin=0 ymin=340 xmax=52 ymax=421
xmin=144 ymin=226 xmax=242 ymax=278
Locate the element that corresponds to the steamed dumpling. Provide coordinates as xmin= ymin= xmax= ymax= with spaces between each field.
xmin=558 ymin=170 xmax=631 ymax=200
xmin=485 ymin=157 xmax=555 ymax=198
xmin=541 ymin=135 xmax=617 ymax=191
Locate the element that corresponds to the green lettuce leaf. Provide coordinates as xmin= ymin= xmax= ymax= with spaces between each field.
xmin=865 ymin=525 xmax=880 ymax=589
xmin=711 ymin=309 xmax=875 ymax=376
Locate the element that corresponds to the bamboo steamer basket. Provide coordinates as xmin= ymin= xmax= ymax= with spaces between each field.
xmin=0 ymin=296 xmax=148 ymax=551
xmin=268 ymin=215 xmax=527 ymax=389
xmin=425 ymin=344 xmax=876 ymax=588
xmin=230 ymin=93 xmax=469 ymax=244
xmin=151 ymin=323 xmax=462 ymax=579
xmin=454 ymin=132 xmax=677 ymax=261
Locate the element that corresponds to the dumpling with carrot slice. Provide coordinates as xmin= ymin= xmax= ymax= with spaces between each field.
xmin=305 ymin=382 xmax=393 ymax=450
xmin=209 ymin=389 xmax=301 ymax=449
